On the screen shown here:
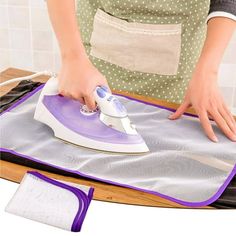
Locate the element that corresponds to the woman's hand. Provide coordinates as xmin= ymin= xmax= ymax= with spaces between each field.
xmin=46 ymin=0 xmax=109 ymax=110
xmin=58 ymin=54 xmax=109 ymax=110
xmin=168 ymin=64 xmax=236 ymax=142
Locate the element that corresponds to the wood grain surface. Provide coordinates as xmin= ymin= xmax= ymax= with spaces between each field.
xmin=0 ymin=67 xmax=219 ymax=209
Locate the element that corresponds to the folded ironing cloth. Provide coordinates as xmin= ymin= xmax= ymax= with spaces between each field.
xmin=5 ymin=171 xmax=94 ymax=232
xmin=1 ymin=82 xmax=236 ymax=208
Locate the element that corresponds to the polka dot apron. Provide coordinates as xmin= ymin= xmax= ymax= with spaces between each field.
xmin=76 ymin=0 xmax=210 ymax=103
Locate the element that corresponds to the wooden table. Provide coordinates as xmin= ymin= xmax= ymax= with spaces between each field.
xmin=0 ymin=68 xmax=218 ymax=209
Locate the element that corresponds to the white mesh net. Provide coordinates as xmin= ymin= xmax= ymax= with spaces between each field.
xmin=1 ymin=89 xmax=236 ymax=206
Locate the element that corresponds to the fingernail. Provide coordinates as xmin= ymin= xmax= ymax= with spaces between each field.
xmin=168 ymin=114 xmax=173 ymax=119
xmin=212 ymin=136 xmax=218 ymax=143
xmin=232 ymin=135 xmax=236 ymax=142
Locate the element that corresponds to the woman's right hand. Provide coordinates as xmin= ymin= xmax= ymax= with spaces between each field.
xmin=57 ymin=54 xmax=110 ymax=110
xmin=46 ymin=0 xmax=109 ymax=110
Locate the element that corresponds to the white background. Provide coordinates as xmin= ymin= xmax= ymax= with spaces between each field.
xmin=1 ymin=178 xmax=236 ymax=236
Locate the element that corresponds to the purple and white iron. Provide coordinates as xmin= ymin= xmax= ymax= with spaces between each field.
xmin=34 ymin=77 xmax=149 ymax=153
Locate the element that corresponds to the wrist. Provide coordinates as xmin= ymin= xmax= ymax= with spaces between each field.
xmin=192 ymin=60 xmax=219 ymax=83
xmin=61 ymin=44 xmax=86 ymax=59
xmin=195 ymin=55 xmax=220 ymax=75
xmin=60 ymin=33 xmax=87 ymax=62
xmin=61 ymin=47 xmax=88 ymax=62
xmin=197 ymin=57 xmax=219 ymax=73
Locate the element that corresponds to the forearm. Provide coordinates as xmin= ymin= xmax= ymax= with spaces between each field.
xmin=197 ymin=17 xmax=236 ymax=74
xmin=46 ymin=0 xmax=86 ymax=60
xmin=172 ymin=17 xmax=236 ymax=142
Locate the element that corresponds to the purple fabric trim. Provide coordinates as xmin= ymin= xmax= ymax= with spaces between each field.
xmin=88 ymin=188 xmax=94 ymax=204
xmin=0 ymin=84 xmax=45 ymax=116
xmin=1 ymin=84 xmax=235 ymax=207
xmin=26 ymin=171 xmax=94 ymax=232
xmin=2 ymin=148 xmax=235 ymax=207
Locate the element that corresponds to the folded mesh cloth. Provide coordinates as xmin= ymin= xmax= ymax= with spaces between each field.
xmin=5 ymin=171 xmax=94 ymax=232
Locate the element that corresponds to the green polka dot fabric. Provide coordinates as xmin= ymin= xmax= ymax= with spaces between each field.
xmin=76 ymin=0 xmax=210 ymax=103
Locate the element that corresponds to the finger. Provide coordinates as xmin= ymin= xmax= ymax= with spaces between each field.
xmin=77 ymin=97 xmax=85 ymax=105
xmin=210 ymin=109 xmax=236 ymax=142
xmin=59 ymin=90 xmax=71 ymax=99
xmin=222 ymin=103 xmax=236 ymax=131
xmin=222 ymin=102 xmax=236 ymax=124
xmin=198 ymin=111 xmax=218 ymax=142
xmin=84 ymin=94 xmax=96 ymax=110
xmin=219 ymin=105 xmax=236 ymax=134
xmin=69 ymin=93 xmax=85 ymax=104
xmin=168 ymin=101 xmax=190 ymax=120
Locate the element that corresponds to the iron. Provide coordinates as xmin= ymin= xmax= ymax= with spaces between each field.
xmin=34 ymin=76 xmax=149 ymax=153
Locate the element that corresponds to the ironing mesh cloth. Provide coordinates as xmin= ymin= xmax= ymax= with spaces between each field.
xmin=1 ymin=83 xmax=236 ymax=207
xmin=5 ymin=171 xmax=93 ymax=232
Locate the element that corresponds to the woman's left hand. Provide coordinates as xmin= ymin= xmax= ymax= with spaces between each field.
xmin=168 ymin=64 xmax=236 ymax=142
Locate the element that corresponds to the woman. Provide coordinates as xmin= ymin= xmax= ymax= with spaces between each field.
xmin=46 ymin=0 xmax=236 ymax=142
